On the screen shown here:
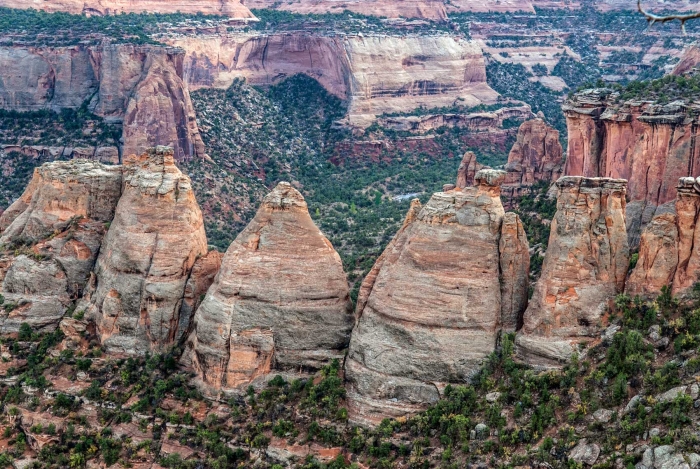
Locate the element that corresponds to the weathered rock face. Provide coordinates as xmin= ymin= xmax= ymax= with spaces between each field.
xmin=500 ymin=212 xmax=530 ymax=332
xmin=563 ymin=89 xmax=700 ymax=247
xmin=182 ymin=182 xmax=353 ymax=393
xmin=502 ymin=118 xmax=564 ymax=204
xmin=380 ymin=105 xmax=532 ymax=134
xmin=346 ymin=169 xmax=529 ymax=426
xmin=0 ymin=160 xmax=122 ymax=333
xmin=0 ymin=0 xmax=254 ymax=18
xmin=456 ymin=151 xmax=488 ymax=188
xmin=0 ymin=44 xmax=205 ymax=160
xmin=516 ymin=176 xmax=629 ymax=368
xmin=167 ymin=33 xmax=498 ymax=128
xmin=243 ymin=0 xmax=446 ymax=19
xmin=627 ymin=177 xmax=700 ymax=299
xmin=85 ymin=147 xmax=208 ymax=354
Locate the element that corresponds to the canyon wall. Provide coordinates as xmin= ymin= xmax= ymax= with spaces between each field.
xmin=516 ymin=176 xmax=629 ymax=368
xmin=0 ymin=0 xmax=254 ymax=18
xmin=182 ymin=182 xmax=354 ymax=393
xmin=627 ymin=177 xmax=700 ymax=300
xmin=167 ymin=33 xmax=498 ymax=128
xmin=563 ymin=89 xmax=700 ymax=247
xmin=0 ymin=43 xmax=205 ymax=161
xmin=346 ymin=169 xmax=529 ymax=426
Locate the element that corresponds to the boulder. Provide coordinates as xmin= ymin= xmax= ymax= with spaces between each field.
xmin=516 ymin=176 xmax=629 ymax=368
xmin=182 ymin=182 xmax=353 ymax=393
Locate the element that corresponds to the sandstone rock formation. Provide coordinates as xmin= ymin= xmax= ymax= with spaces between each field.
xmin=563 ymin=89 xmax=700 ymax=247
xmin=516 ymin=176 xmax=629 ymax=368
xmin=502 ymin=118 xmax=564 ymax=204
xmin=380 ymin=105 xmax=532 ymax=134
xmin=627 ymin=177 xmax=700 ymax=299
xmin=346 ymin=169 xmax=529 ymax=426
xmin=0 ymin=44 xmax=205 ymax=160
xmin=0 ymin=0 xmax=254 ymax=18
xmin=456 ymin=151 xmax=488 ymax=188
xmin=168 ymin=33 xmax=499 ymax=128
xmin=85 ymin=147 xmax=209 ymax=354
xmin=0 ymin=159 xmax=122 ymax=332
xmin=182 ymin=182 xmax=353 ymax=393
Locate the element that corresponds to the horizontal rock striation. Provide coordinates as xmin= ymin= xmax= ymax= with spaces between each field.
xmin=0 ymin=159 xmax=122 ymax=333
xmin=85 ymin=147 xmax=209 ymax=354
xmin=563 ymin=89 xmax=700 ymax=247
xmin=346 ymin=169 xmax=529 ymax=426
xmin=516 ymin=176 xmax=629 ymax=368
xmin=0 ymin=43 xmax=205 ymax=161
xmin=182 ymin=182 xmax=354 ymax=393
xmin=627 ymin=177 xmax=700 ymax=299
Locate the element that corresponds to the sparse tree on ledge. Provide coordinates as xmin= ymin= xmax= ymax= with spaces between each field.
xmin=638 ymin=0 xmax=700 ymax=33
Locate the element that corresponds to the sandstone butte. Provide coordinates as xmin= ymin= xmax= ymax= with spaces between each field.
xmin=501 ymin=117 xmax=564 ymax=206
xmin=0 ymin=0 xmax=255 ymax=19
xmin=83 ymin=147 xmax=211 ymax=354
xmin=516 ymin=176 xmax=629 ymax=369
xmin=563 ymin=89 xmax=700 ymax=247
xmin=627 ymin=177 xmax=700 ymax=300
xmin=0 ymin=159 xmax=123 ymax=333
xmin=182 ymin=182 xmax=354 ymax=393
xmin=0 ymin=43 xmax=205 ymax=161
xmin=345 ymin=169 xmax=529 ymax=427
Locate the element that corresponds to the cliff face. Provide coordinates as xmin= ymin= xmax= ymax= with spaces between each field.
xmin=516 ymin=176 xmax=629 ymax=368
xmin=0 ymin=44 xmax=205 ymax=161
xmin=182 ymin=182 xmax=354 ymax=393
xmin=627 ymin=177 xmax=700 ymax=299
xmin=563 ymin=89 xmax=700 ymax=247
xmin=167 ymin=33 xmax=498 ymax=128
xmin=346 ymin=169 xmax=529 ymax=427
xmin=0 ymin=0 xmax=254 ymax=18
xmin=502 ymin=118 xmax=564 ymax=204
xmin=0 ymin=160 xmax=122 ymax=333
xmin=85 ymin=147 xmax=209 ymax=354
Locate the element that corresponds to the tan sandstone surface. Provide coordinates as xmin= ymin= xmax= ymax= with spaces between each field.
xmin=182 ymin=182 xmax=354 ymax=393
xmin=0 ymin=160 xmax=122 ymax=332
xmin=346 ymin=169 xmax=529 ymax=426
xmin=84 ymin=147 xmax=209 ymax=354
xmin=516 ymin=176 xmax=629 ymax=368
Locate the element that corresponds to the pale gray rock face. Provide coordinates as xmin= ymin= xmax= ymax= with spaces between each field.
xmin=182 ymin=182 xmax=353 ymax=393
xmin=346 ymin=171 xmax=529 ymax=427
xmin=86 ymin=147 xmax=208 ymax=354
xmin=516 ymin=176 xmax=629 ymax=368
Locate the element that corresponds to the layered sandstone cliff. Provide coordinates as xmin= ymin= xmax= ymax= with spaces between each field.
xmin=0 ymin=43 xmax=204 ymax=160
xmin=502 ymin=118 xmax=563 ymax=204
xmin=0 ymin=0 xmax=254 ymax=18
xmin=85 ymin=147 xmax=209 ymax=354
xmin=627 ymin=177 xmax=700 ymax=299
xmin=167 ymin=33 xmax=498 ymax=128
xmin=346 ymin=169 xmax=529 ymax=426
xmin=563 ymin=89 xmax=700 ymax=247
xmin=182 ymin=182 xmax=354 ymax=393
xmin=516 ymin=176 xmax=629 ymax=368
xmin=0 ymin=160 xmax=122 ymax=332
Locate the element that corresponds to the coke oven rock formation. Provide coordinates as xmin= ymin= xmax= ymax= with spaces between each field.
xmin=627 ymin=177 xmax=700 ymax=299
xmin=563 ymin=89 xmax=700 ymax=247
xmin=182 ymin=182 xmax=354 ymax=393
xmin=0 ymin=160 xmax=122 ymax=332
xmin=501 ymin=118 xmax=564 ymax=206
xmin=84 ymin=147 xmax=209 ymax=354
xmin=516 ymin=176 xmax=629 ymax=368
xmin=346 ymin=169 xmax=529 ymax=427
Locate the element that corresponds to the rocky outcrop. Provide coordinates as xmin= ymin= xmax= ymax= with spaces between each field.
xmin=516 ymin=176 xmax=629 ymax=368
xmin=243 ymin=0 xmax=446 ymax=19
xmin=627 ymin=177 xmax=700 ymax=299
xmin=2 ymin=145 xmax=120 ymax=165
xmin=378 ymin=105 xmax=532 ymax=133
xmin=456 ymin=151 xmax=487 ymax=188
xmin=502 ymin=118 xmax=564 ymax=204
xmin=0 ymin=159 xmax=122 ymax=332
xmin=563 ymin=89 xmax=700 ymax=247
xmin=168 ymin=33 xmax=499 ymax=128
xmin=0 ymin=0 xmax=254 ymax=18
xmin=85 ymin=147 xmax=208 ymax=354
xmin=500 ymin=212 xmax=530 ymax=332
xmin=0 ymin=44 xmax=205 ymax=160
xmin=346 ymin=169 xmax=529 ymax=426
xmin=672 ymin=44 xmax=700 ymax=76
xmin=182 ymin=182 xmax=353 ymax=393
